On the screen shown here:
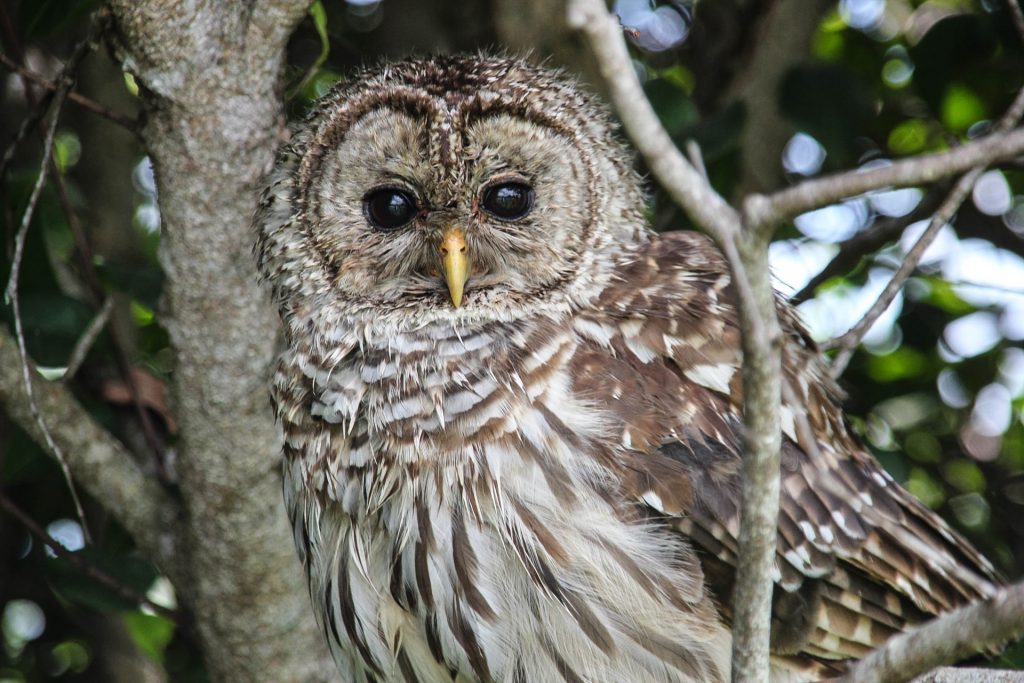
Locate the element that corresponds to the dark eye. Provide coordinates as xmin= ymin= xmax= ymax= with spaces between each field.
xmin=481 ymin=182 xmax=535 ymax=220
xmin=363 ymin=188 xmax=417 ymax=230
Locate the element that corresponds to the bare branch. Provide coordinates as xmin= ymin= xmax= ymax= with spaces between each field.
xmin=0 ymin=53 xmax=138 ymax=130
xmin=824 ymin=78 xmax=1024 ymax=375
xmin=568 ymin=2 xmax=783 ymax=680
xmin=918 ymin=669 xmax=1024 ymax=682
xmin=685 ymin=139 xmax=709 ymax=182
xmin=0 ymin=491 xmax=185 ymax=626
xmin=824 ymin=166 xmax=981 ymax=376
xmin=788 ymin=184 xmax=950 ymax=305
xmin=746 ymin=127 xmax=1024 ymax=228
xmin=566 ymin=0 xmax=741 ymax=243
xmin=1009 ymin=0 xmax=1024 ymax=44
xmin=0 ymin=327 xmax=181 ymax=573
xmin=839 ymin=580 xmax=1024 ymax=683
xmin=4 ymin=85 xmax=92 ymax=540
xmin=64 ymin=297 xmax=114 ymax=380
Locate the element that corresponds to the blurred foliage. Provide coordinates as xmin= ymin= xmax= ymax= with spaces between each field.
xmin=1 ymin=0 xmax=1023 ymax=679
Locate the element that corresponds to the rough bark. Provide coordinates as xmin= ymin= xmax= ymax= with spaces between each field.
xmin=104 ymin=2 xmax=332 ymax=681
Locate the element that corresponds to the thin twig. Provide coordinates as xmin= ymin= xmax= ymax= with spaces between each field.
xmin=0 ymin=53 xmax=137 ymax=130
xmin=824 ymin=81 xmax=1024 ymax=376
xmin=47 ymin=145 xmax=171 ymax=482
xmin=1008 ymin=0 xmax=1024 ymax=43
xmin=0 ymin=86 xmax=56 ymax=180
xmin=746 ymin=127 xmax=1024 ymax=228
xmin=3 ymin=22 xmax=103 ymax=542
xmin=6 ymin=18 xmax=166 ymax=481
xmin=64 ymin=297 xmax=114 ymax=380
xmin=0 ymin=491 xmax=184 ymax=625
xmin=824 ymin=166 xmax=983 ymax=376
xmin=686 ymin=139 xmax=709 ymax=183
xmin=788 ymin=183 xmax=950 ymax=305
xmin=566 ymin=0 xmax=741 ymax=244
xmin=837 ymin=580 xmax=1024 ymax=683
xmin=567 ymin=2 xmax=783 ymax=680
xmin=4 ymin=95 xmax=92 ymax=541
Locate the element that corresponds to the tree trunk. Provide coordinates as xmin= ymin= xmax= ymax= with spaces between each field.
xmin=105 ymin=2 xmax=332 ymax=680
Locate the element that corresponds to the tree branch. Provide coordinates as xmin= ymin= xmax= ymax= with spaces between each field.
xmin=0 ymin=327 xmax=181 ymax=574
xmin=823 ymin=73 xmax=1024 ymax=375
xmin=567 ymin=2 xmax=783 ymax=680
xmin=566 ymin=0 xmax=741 ymax=243
xmin=788 ymin=183 xmax=950 ymax=305
xmin=839 ymin=581 xmax=1024 ymax=683
xmin=0 ymin=53 xmax=138 ymax=130
xmin=824 ymin=166 xmax=982 ymax=377
xmin=0 ymin=491 xmax=184 ymax=625
xmin=745 ymin=127 xmax=1024 ymax=228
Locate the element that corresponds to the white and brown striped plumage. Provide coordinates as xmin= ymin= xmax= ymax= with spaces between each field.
xmin=255 ymin=56 xmax=1001 ymax=682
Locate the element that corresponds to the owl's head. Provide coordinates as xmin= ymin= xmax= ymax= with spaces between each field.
xmin=256 ymin=55 xmax=647 ymax=333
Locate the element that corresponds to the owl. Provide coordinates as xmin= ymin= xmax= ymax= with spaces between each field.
xmin=255 ymin=55 xmax=1001 ymax=682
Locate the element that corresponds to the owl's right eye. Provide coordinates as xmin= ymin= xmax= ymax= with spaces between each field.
xmin=363 ymin=188 xmax=418 ymax=231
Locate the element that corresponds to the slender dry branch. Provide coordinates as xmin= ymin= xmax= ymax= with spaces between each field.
xmin=838 ymin=581 xmax=1024 ymax=683
xmin=0 ymin=85 xmax=55 ymax=179
xmin=823 ymin=79 xmax=1024 ymax=376
xmin=0 ymin=491 xmax=184 ymax=625
xmin=0 ymin=53 xmax=138 ymax=130
xmin=64 ymin=296 xmax=114 ymax=380
xmin=567 ymin=2 xmax=783 ymax=680
xmin=566 ymin=0 xmax=741 ymax=243
xmin=4 ymin=86 xmax=92 ymax=540
xmin=824 ymin=166 xmax=982 ymax=377
xmin=788 ymin=183 xmax=950 ymax=305
xmin=1009 ymin=0 xmax=1024 ymax=43
xmin=746 ymin=127 xmax=1024 ymax=228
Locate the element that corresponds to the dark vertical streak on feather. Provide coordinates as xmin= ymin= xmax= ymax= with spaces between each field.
xmin=452 ymin=503 xmax=497 ymax=620
xmin=517 ymin=434 xmax=578 ymax=506
xmin=338 ymin=554 xmax=384 ymax=676
xmin=424 ymin=612 xmax=448 ymax=669
xmin=512 ymin=499 xmax=570 ymax=565
xmin=396 ymin=648 xmax=420 ymax=683
xmin=541 ymin=635 xmax=586 ymax=683
xmin=416 ymin=497 xmax=435 ymax=608
xmin=624 ymin=626 xmax=720 ymax=682
xmin=448 ymin=603 xmax=492 ymax=681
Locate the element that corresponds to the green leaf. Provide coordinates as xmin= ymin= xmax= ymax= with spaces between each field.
xmin=309 ymin=1 xmax=330 ymax=69
xmin=867 ymin=347 xmax=928 ymax=383
xmin=123 ymin=612 xmax=175 ymax=665
xmin=943 ymin=459 xmax=987 ymax=494
xmin=123 ymin=72 xmax=140 ymax=97
xmin=926 ymin=278 xmax=974 ymax=315
xmin=941 ymin=82 xmax=988 ymax=133
xmin=887 ymin=119 xmax=929 ymax=155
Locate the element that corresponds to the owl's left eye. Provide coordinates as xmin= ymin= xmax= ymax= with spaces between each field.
xmin=363 ymin=188 xmax=418 ymax=231
xmin=481 ymin=182 xmax=535 ymax=221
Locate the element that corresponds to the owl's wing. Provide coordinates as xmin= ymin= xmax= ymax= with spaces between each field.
xmin=579 ymin=231 xmax=1001 ymax=664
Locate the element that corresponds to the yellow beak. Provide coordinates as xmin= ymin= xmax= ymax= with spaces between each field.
xmin=440 ymin=225 xmax=470 ymax=307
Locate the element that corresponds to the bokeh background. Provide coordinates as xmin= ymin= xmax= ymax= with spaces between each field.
xmin=1 ymin=0 xmax=1023 ymax=679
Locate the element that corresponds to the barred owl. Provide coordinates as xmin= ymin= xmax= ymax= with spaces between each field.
xmin=255 ymin=55 xmax=1000 ymax=682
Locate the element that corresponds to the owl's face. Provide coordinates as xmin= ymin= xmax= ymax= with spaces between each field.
xmin=258 ymin=56 xmax=648 ymax=329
